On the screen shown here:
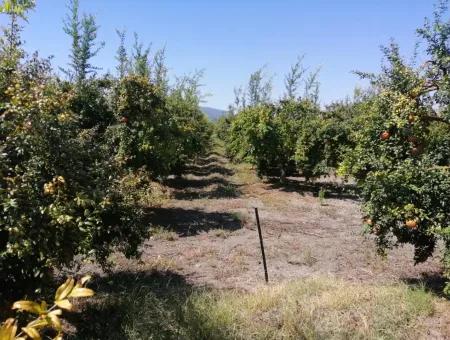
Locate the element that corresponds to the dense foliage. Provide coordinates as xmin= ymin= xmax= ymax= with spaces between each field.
xmin=339 ymin=11 xmax=450 ymax=292
xmin=0 ymin=0 xmax=211 ymax=297
xmin=225 ymin=66 xmax=352 ymax=181
xmin=221 ymin=4 xmax=450 ymax=293
xmin=2 ymin=0 xmax=450 ymax=301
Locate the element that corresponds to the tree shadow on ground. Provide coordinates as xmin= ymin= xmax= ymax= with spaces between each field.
xmin=164 ymin=176 xmax=231 ymax=190
xmin=146 ymin=207 xmax=243 ymax=236
xmin=171 ymin=184 xmax=242 ymax=200
xmin=66 ymin=270 xmax=200 ymax=339
xmin=186 ymin=164 xmax=235 ymax=177
xmin=267 ymin=176 xmax=359 ymax=200
xmin=402 ymin=273 xmax=448 ymax=299
xmin=164 ymin=167 xmax=241 ymax=200
xmin=193 ymin=155 xmax=226 ymax=167
xmin=181 ymin=152 xmax=233 ymax=176
xmin=206 ymin=151 xmax=223 ymax=158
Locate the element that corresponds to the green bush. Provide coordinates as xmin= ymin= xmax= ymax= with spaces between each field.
xmin=110 ymin=75 xmax=177 ymax=176
xmin=226 ymin=98 xmax=351 ymax=181
xmin=0 ymin=0 xmax=212 ymax=298
xmin=166 ymin=77 xmax=213 ymax=174
xmin=227 ymin=104 xmax=281 ymax=177
xmin=0 ymin=66 xmax=147 ymax=297
xmin=109 ymin=75 xmax=212 ymax=178
xmin=294 ymin=101 xmax=354 ymax=179
xmin=340 ymin=32 xmax=450 ymax=291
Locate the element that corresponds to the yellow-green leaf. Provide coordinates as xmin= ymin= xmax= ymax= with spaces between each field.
xmin=0 ymin=318 xmax=17 ymax=340
xmin=80 ymin=275 xmax=92 ymax=285
xmin=12 ymin=301 xmax=42 ymax=315
xmin=47 ymin=311 xmax=62 ymax=331
xmin=48 ymin=310 xmax=62 ymax=316
xmin=55 ymin=277 xmax=75 ymax=301
xmin=21 ymin=327 xmax=41 ymax=340
xmin=68 ymin=288 xmax=94 ymax=298
xmin=26 ymin=318 xmax=48 ymax=330
xmin=55 ymin=299 xmax=72 ymax=311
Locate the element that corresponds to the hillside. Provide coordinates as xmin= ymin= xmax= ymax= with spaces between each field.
xmin=201 ymin=106 xmax=226 ymax=121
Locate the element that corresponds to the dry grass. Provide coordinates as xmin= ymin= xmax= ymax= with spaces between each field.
xmin=146 ymin=256 xmax=180 ymax=272
xmin=186 ymin=277 xmax=436 ymax=340
xmin=211 ymin=228 xmax=232 ymax=239
xmin=230 ymin=162 xmax=259 ymax=185
xmin=73 ymin=276 xmax=444 ymax=339
xmin=230 ymin=210 xmax=248 ymax=224
xmin=288 ymin=246 xmax=318 ymax=267
xmin=111 ymin=253 xmax=181 ymax=273
xmin=182 ymin=247 xmax=218 ymax=262
xmin=149 ymin=226 xmax=179 ymax=241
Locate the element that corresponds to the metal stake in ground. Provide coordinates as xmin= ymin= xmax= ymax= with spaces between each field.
xmin=254 ymin=207 xmax=268 ymax=283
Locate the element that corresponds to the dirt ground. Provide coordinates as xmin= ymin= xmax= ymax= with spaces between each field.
xmin=80 ymin=148 xmax=449 ymax=338
xmin=137 ymin=151 xmax=445 ymax=290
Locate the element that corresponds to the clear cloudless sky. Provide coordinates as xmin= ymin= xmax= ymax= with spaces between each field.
xmin=0 ymin=0 xmax=438 ymax=109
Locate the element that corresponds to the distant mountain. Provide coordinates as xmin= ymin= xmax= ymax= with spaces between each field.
xmin=201 ymin=106 xmax=226 ymax=121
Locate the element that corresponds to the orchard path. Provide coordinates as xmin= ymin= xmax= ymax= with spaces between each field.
xmin=118 ymin=145 xmax=445 ymax=292
xmin=76 ymin=144 xmax=450 ymax=338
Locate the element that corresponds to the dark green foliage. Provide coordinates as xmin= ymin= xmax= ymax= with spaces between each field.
xmin=110 ymin=75 xmax=176 ymax=176
xmin=167 ymin=73 xmax=213 ymax=173
xmin=215 ymin=110 xmax=235 ymax=142
xmin=226 ymin=97 xmax=349 ymax=181
xmin=0 ymin=0 xmax=212 ymax=297
xmin=68 ymin=77 xmax=114 ymax=129
xmin=226 ymin=62 xmax=336 ymax=181
xmin=62 ymin=0 xmax=104 ymax=83
xmin=295 ymin=101 xmax=357 ymax=179
xmin=0 ymin=64 xmax=146 ymax=297
xmin=115 ymin=29 xmax=129 ymax=79
xmin=340 ymin=5 xmax=450 ymax=293
xmin=131 ymin=33 xmax=151 ymax=79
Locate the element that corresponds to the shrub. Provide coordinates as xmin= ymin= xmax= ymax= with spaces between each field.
xmin=227 ymin=99 xmax=351 ymax=181
xmin=109 ymin=75 xmax=212 ymax=177
xmin=340 ymin=22 xmax=450 ymax=292
xmin=110 ymin=75 xmax=177 ymax=176
xmin=0 ymin=64 xmax=147 ymax=297
xmin=0 ymin=0 xmax=214 ymax=297
xmin=166 ymin=78 xmax=213 ymax=174
xmin=295 ymin=101 xmax=356 ymax=180
xmin=227 ymin=104 xmax=281 ymax=177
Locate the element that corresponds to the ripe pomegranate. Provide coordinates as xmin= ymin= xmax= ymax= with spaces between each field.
xmin=120 ymin=116 xmax=129 ymax=124
xmin=380 ymin=131 xmax=390 ymax=141
xmin=405 ymin=219 xmax=418 ymax=229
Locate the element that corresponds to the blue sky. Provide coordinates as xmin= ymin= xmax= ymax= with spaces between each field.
xmin=2 ymin=0 xmax=437 ymax=109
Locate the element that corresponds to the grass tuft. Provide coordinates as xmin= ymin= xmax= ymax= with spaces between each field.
xmin=149 ymin=226 xmax=179 ymax=241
